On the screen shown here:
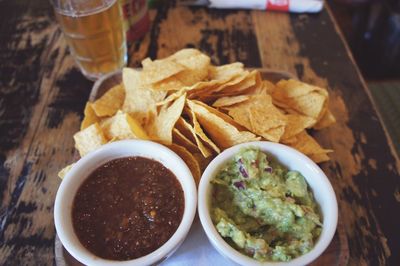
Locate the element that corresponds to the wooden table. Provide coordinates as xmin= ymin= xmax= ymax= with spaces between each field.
xmin=1 ymin=0 xmax=399 ymax=265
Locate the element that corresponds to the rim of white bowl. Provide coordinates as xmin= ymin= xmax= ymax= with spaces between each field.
xmin=54 ymin=140 xmax=197 ymax=266
xmin=198 ymin=141 xmax=338 ymax=266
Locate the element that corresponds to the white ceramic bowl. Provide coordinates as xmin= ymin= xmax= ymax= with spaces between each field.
xmin=54 ymin=140 xmax=197 ymax=266
xmin=198 ymin=141 xmax=338 ymax=266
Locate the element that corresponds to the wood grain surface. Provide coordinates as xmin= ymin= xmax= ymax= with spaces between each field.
xmin=1 ymin=0 xmax=399 ymax=265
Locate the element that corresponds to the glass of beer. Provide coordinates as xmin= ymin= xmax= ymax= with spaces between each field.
xmin=52 ymin=0 xmax=127 ymax=80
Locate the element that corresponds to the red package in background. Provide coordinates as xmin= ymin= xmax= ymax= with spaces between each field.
xmin=266 ymin=0 xmax=289 ymax=11
xmin=120 ymin=0 xmax=150 ymax=43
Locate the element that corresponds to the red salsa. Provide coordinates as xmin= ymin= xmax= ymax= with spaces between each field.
xmin=72 ymin=156 xmax=184 ymax=261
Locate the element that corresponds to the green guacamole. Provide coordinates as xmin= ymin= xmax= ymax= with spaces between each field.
xmin=211 ymin=147 xmax=322 ymax=262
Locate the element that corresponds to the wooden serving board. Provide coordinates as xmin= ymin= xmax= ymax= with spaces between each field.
xmin=55 ymin=69 xmax=349 ymax=266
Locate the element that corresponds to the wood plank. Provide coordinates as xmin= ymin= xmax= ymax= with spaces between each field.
xmin=0 ymin=0 xmax=59 ymax=263
xmin=129 ymin=3 xmax=262 ymax=67
xmin=253 ymin=7 xmax=400 ymax=265
xmin=1 ymin=0 xmax=399 ymax=265
xmin=0 ymin=46 xmax=91 ymax=264
xmin=0 ymin=0 xmax=92 ymax=264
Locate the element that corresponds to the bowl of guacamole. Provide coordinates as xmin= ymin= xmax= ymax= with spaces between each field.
xmin=198 ymin=142 xmax=338 ymax=266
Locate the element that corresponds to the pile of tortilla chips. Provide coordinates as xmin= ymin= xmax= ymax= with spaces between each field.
xmin=62 ymin=49 xmax=336 ymax=184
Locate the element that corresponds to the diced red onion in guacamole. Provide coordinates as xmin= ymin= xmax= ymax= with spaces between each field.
xmin=233 ymin=181 xmax=246 ymax=190
xmin=264 ymin=166 xmax=273 ymax=173
xmin=237 ymin=158 xmax=249 ymax=178
xmin=239 ymin=165 xmax=248 ymax=178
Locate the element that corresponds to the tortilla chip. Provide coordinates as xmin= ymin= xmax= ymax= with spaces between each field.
xmin=148 ymin=94 xmax=186 ymax=144
xmin=313 ymin=109 xmax=336 ymax=130
xmin=73 ymin=123 xmax=107 ymax=157
xmin=190 ymin=70 xmax=252 ymax=101
xmin=122 ymin=68 xmax=167 ymax=125
xmin=187 ymin=99 xmax=260 ymax=149
xmin=175 ymin=117 xmax=212 ymax=158
xmin=169 ymin=48 xmax=211 ymax=85
xmin=106 ymin=137 xmax=118 ymax=143
xmin=272 ymin=98 xmax=297 ymax=114
xmin=150 ymin=49 xmax=211 ymax=90
xmin=209 ymin=62 xmax=245 ymax=80
xmin=156 ymin=89 xmax=186 ymax=106
xmin=211 ymin=70 xmax=257 ymax=93
xmin=172 ymin=128 xmax=199 ymax=153
xmin=81 ymin=103 xmax=100 ymax=130
xmin=185 ymin=63 xmax=247 ymax=99
xmin=281 ymin=134 xmax=298 ymax=145
xmin=261 ymin=80 xmax=277 ymax=95
xmin=212 ymin=95 xmax=250 ymax=108
xmin=275 ymin=79 xmax=326 ymax=98
xmin=282 ymin=114 xmax=316 ymax=140
xmin=92 ymin=84 xmax=125 ymax=117
xmin=193 ymin=153 xmax=213 ymax=172
xmin=291 ymin=93 xmax=327 ymax=119
xmin=141 ymin=57 xmax=185 ymax=84
xmin=166 ymin=143 xmax=201 ymax=185
xmin=216 ymin=70 xmax=260 ymax=94
xmin=168 ymin=49 xmax=209 ymax=69
xmin=282 ymin=131 xmax=332 ymax=163
xmin=188 ymin=100 xmax=244 ymax=128
xmin=186 ymin=107 xmax=220 ymax=154
xmin=272 ymin=79 xmax=328 ymax=119
xmin=150 ymin=76 xmax=186 ymax=91
xmin=227 ymin=94 xmax=287 ymax=142
xmin=100 ymin=111 xmax=148 ymax=140
xmin=141 ymin=57 xmax=152 ymax=66
xmin=259 ymin=126 xmax=286 ymax=143
xmin=309 ymin=153 xmax=331 ymax=163
xmin=58 ymin=163 xmax=75 ymax=179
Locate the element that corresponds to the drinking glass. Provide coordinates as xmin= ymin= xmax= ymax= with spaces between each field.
xmin=52 ymin=0 xmax=127 ymax=80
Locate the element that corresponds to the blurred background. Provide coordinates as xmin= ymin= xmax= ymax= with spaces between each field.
xmin=329 ymin=0 xmax=400 ymax=155
xmin=328 ymin=0 xmax=400 ymax=79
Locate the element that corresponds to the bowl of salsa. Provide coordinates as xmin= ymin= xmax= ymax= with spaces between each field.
xmin=54 ymin=140 xmax=197 ymax=266
xmin=198 ymin=141 xmax=338 ymax=265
